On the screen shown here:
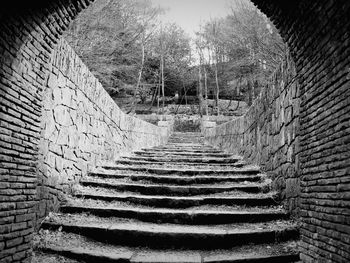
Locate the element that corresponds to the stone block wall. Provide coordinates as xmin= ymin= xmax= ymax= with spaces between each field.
xmin=37 ymin=38 xmax=168 ymax=225
xmin=204 ymin=56 xmax=300 ymax=214
xmin=1 ymin=1 xmax=350 ymax=262
xmin=0 ymin=3 xmax=168 ymax=261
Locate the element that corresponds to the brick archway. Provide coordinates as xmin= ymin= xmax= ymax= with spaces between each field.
xmin=1 ymin=1 xmax=97 ymax=262
xmin=250 ymin=1 xmax=350 ymax=262
xmin=1 ymin=1 xmax=349 ymax=262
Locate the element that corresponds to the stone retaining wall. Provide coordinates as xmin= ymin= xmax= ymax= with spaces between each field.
xmin=36 ymin=38 xmax=169 ymax=225
xmin=1 ymin=1 xmax=350 ymax=262
xmin=204 ymin=56 xmax=300 ymax=214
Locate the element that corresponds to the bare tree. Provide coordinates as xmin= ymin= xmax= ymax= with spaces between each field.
xmin=203 ymin=19 xmax=222 ymax=115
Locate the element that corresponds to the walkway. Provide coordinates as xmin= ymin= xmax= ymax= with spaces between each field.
xmin=34 ymin=132 xmax=300 ymax=262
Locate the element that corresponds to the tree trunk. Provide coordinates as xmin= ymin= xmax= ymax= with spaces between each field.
xmin=161 ymin=53 xmax=165 ymax=115
xmin=132 ymin=40 xmax=145 ymax=113
xmin=198 ymin=65 xmax=203 ymax=117
xmin=175 ymin=82 xmax=187 ymax=115
xmin=157 ymin=71 xmax=161 ymax=114
xmin=204 ymin=68 xmax=208 ymax=116
xmin=214 ymin=59 xmax=220 ymax=116
xmin=160 ymin=24 xmax=165 ymax=117
xmin=149 ymin=84 xmax=158 ymax=110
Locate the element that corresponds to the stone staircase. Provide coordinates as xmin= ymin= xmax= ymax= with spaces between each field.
xmin=35 ymin=132 xmax=300 ymax=262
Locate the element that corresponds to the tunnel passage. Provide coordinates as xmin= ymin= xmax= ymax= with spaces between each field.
xmin=1 ymin=0 xmax=350 ymax=262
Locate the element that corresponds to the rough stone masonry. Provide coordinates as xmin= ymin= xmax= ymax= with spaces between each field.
xmin=0 ymin=2 xmax=169 ymax=262
xmin=37 ymin=38 xmax=169 ymax=227
xmin=0 ymin=0 xmax=350 ymax=262
xmin=204 ymin=55 xmax=300 ymax=215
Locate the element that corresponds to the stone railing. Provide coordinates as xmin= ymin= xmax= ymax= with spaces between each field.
xmin=204 ymin=56 xmax=300 ymax=214
xmin=36 ymin=38 xmax=170 ymax=224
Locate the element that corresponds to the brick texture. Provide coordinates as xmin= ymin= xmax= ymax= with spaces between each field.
xmin=0 ymin=1 xmax=168 ymax=262
xmin=1 ymin=0 xmax=350 ymax=262
xmin=206 ymin=1 xmax=350 ymax=262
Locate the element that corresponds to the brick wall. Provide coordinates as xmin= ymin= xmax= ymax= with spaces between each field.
xmin=36 ymin=38 xmax=168 ymax=226
xmin=1 ymin=0 xmax=350 ymax=262
xmin=0 ymin=1 xmax=166 ymax=262
xmin=250 ymin=1 xmax=350 ymax=262
xmin=204 ymin=56 xmax=300 ymax=214
xmin=243 ymin=1 xmax=350 ymax=262
xmin=0 ymin=2 xmax=85 ymax=261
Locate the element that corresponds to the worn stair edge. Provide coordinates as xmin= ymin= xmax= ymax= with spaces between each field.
xmin=149 ymin=143 xmax=215 ymax=146
xmin=135 ymin=150 xmax=229 ymax=155
xmin=101 ymin=165 xmax=261 ymax=175
xmin=134 ymin=151 xmax=233 ymax=158
xmin=41 ymin=222 xmax=299 ymax=249
xmin=154 ymin=144 xmax=215 ymax=148
xmin=202 ymin=254 xmax=300 ymax=263
xmin=124 ymin=156 xmax=242 ymax=164
xmin=38 ymin=246 xmax=130 ymax=263
xmin=37 ymin=246 xmax=300 ymax=263
xmin=80 ymin=180 xmax=266 ymax=196
xmin=88 ymin=172 xmax=263 ymax=185
xmin=74 ymin=193 xmax=279 ymax=208
xmin=150 ymin=147 xmax=220 ymax=152
xmin=142 ymin=148 xmax=223 ymax=153
xmin=116 ymin=159 xmax=246 ymax=168
xmin=60 ymin=205 xmax=289 ymax=224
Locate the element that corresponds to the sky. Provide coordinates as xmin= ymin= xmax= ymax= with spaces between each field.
xmin=150 ymin=0 xmax=232 ymax=37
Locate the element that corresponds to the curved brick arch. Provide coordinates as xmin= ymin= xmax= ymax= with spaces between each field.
xmin=1 ymin=1 xmax=349 ymax=262
xmin=0 ymin=1 xmax=93 ymax=262
xmin=250 ymin=1 xmax=350 ymax=262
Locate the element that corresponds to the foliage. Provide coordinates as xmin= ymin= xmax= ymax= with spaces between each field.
xmin=65 ymin=0 xmax=286 ymax=111
xmin=65 ymin=0 xmax=194 ymax=108
xmin=149 ymin=23 xmax=194 ymax=96
xmin=64 ymin=0 xmax=163 ymax=98
xmin=196 ymin=0 xmax=287 ymax=106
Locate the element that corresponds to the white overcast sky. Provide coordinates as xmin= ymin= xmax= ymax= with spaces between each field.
xmin=150 ymin=0 xmax=232 ymax=37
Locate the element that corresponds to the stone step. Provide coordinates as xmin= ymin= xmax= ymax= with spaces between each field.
xmin=171 ymin=139 xmax=204 ymax=141
xmin=168 ymin=139 xmax=205 ymax=143
xmin=35 ymin=129 xmax=300 ymax=262
xmin=41 ymin=217 xmax=299 ymax=249
xmin=171 ymin=132 xmax=202 ymax=135
xmin=160 ymin=142 xmax=209 ymax=146
xmin=157 ymin=141 xmax=208 ymax=144
xmin=88 ymin=172 xmax=263 ymax=185
xmin=155 ymin=146 xmax=215 ymax=150
xmin=167 ymin=140 xmax=206 ymax=144
xmin=134 ymin=150 xmax=233 ymax=158
xmin=115 ymin=159 xmax=246 ymax=168
xmin=144 ymin=148 xmax=222 ymax=153
xmin=74 ymin=192 xmax=279 ymax=208
xmin=124 ymin=155 xmax=242 ymax=164
xmin=101 ymin=164 xmax=261 ymax=175
xmin=60 ymin=205 xmax=288 ymax=224
xmin=159 ymin=140 xmax=207 ymax=142
xmin=36 ymin=230 xmax=299 ymax=263
xmin=169 ymin=134 xmax=203 ymax=138
xmin=169 ymin=134 xmax=202 ymax=136
xmin=80 ymin=180 xmax=266 ymax=196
